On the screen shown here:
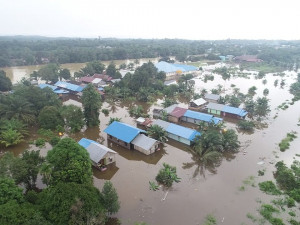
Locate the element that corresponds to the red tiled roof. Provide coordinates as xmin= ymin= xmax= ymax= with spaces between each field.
xmin=170 ymin=107 xmax=187 ymax=118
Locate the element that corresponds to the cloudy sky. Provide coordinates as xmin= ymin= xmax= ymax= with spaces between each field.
xmin=1 ymin=0 xmax=300 ymax=40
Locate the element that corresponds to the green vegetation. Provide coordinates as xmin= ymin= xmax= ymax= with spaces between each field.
xmin=38 ymin=106 xmax=64 ymax=130
xmin=101 ymin=181 xmax=120 ymax=215
xmin=101 ymin=108 xmax=109 ymax=116
xmin=259 ymin=204 xmax=284 ymax=225
xmin=237 ymin=120 xmax=255 ymax=131
xmin=278 ymin=132 xmax=297 ymax=152
xmin=129 ymin=105 xmax=146 ymax=118
xmin=0 ymin=70 xmax=12 ymax=91
xmin=82 ymin=84 xmax=102 ymax=127
xmin=290 ymin=73 xmax=300 ymax=101
xmin=35 ymin=138 xmax=46 ymax=147
xmin=155 ymin=163 xmax=181 ymax=187
xmin=149 ymin=181 xmax=159 ymax=191
xmin=61 ymin=105 xmax=85 ymax=132
xmin=148 ymin=125 xmax=168 ymax=143
xmin=107 ymin=117 xmax=121 ymax=125
xmin=258 ymin=181 xmax=281 ymax=195
xmin=202 ymin=214 xmax=217 ymax=225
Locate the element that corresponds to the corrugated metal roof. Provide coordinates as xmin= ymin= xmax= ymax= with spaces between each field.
xmin=212 ymin=117 xmax=223 ymax=124
xmin=39 ymin=83 xmax=57 ymax=91
xmin=166 ymin=123 xmax=201 ymax=141
xmin=55 ymin=81 xmax=85 ymax=92
xmin=191 ymin=98 xmax=207 ymax=106
xmin=53 ymin=89 xmax=69 ymax=94
xmin=104 ymin=121 xmax=145 ymax=143
xmin=78 ymin=138 xmax=98 ymax=148
xmin=79 ymin=76 xmax=94 ymax=83
xmin=131 ymin=134 xmax=158 ymax=151
xmin=78 ymin=138 xmax=116 ymax=163
xmin=173 ymin=64 xmax=198 ymax=72
xmin=184 ymin=110 xmax=214 ymax=122
xmin=207 ymin=102 xmax=225 ymax=111
xmin=204 ymin=93 xmax=220 ymax=101
xmin=163 ymin=104 xmax=178 ymax=114
xmin=223 ymin=106 xmax=248 ymax=117
xmin=170 ymin=107 xmax=187 ymax=118
xmin=151 ymin=119 xmax=170 ymax=130
xmin=155 ymin=61 xmax=198 ymax=73
xmin=92 ymin=78 xmax=102 ymax=84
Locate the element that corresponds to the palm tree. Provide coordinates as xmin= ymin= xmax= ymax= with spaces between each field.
xmin=0 ymin=95 xmax=35 ymax=124
xmin=147 ymin=125 xmax=168 ymax=143
xmin=107 ymin=117 xmax=121 ymax=125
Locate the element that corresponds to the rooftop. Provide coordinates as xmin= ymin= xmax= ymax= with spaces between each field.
xmin=131 ymin=134 xmax=158 ymax=151
xmin=170 ymin=107 xmax=187 ymax=118
xmin=104 ymin=121 xmax=145 ymax=143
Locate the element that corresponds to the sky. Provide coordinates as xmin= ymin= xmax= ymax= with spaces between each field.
xmin=1 ymin=0 xmax=300 ymax=40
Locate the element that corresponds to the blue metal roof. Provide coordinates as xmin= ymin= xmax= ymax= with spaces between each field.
xmin=212 ymin=117 xmax=223 ymax=124
xmin=104 ymin=121 xmax=145 ymax=143
xmin=98 ymin=87 xmax=104 ymax=91
xmin=53 ymin=89 xmax=69 ymax=94
xmin=166 ymin=123 xmax=201 ymax=141
xmin=184 ymin=110 xmax=214 ymax=123
xmin=173 ymin=64 xmax=198 ymax=72
xmin=39 ymin=83 xmax=58 ymax=91
xmin=223 ymin=106 xmax=248 ymax=117
xmin=55 ymin=81 xmax=85 ymax=92
xmin=155 ymin=61 xmax=198 ymax=73
xmin=78 ymin=138 xmax=98 ymax=148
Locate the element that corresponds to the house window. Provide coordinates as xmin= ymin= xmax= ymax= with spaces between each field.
xmin=124 ymin=142 xmax=127 ymax=146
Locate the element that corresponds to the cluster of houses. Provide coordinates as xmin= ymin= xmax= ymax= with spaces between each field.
xmin=38 ymin=74 xmax=120 ymax=99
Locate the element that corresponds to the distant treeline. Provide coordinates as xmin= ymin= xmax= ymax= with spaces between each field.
xmin=1 ymin=36 xmax=300 ymax=68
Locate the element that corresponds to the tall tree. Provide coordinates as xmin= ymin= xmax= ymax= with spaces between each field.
xmin=0 ymin=70 xmax=12 ymax=92
xmin=42 ymin=138 xmax=93 ymax=185
xmin=147 ymin=125 xmax=168 ymax=143
xmin=58 ymin=68 xmax=71 ymax=81
xmin=82 ymin=84 xmax=102 ymax=127
xmin=38 ymin=63 xmax=60 ymax=83
xmin=101 ymin=181 xmax=120 ymax=215
xmin=38 ymin=106 xmax=64 ymax=130
xmin=61 ymin=105 xmax=85 ymax=132
xmin=0 ymin=177 xmax=24 ymax=204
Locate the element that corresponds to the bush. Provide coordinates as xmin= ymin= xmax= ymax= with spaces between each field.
xmin=35 ymin=138 xmax=46 ymax=147
xmin=258 ymin=181 xmax=281 ymax=195
xmin=101 ymin=109 xmax=109 ymax=116
xmin=155 ymin=163 xmax=181 ymax=187
xmin=49 ymin=136 xmax=60 ymax=146
xmin=237 ymin=120 xmax=255 ymax=131
xmin=286 ymin=197 xmax=296 ymax=208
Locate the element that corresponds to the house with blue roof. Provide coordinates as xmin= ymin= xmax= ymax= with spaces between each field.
xmin=155 ymin=61 xmax=198 ymax=76
xmin=181 ymin=110 xmax=223 ymax=125
xmin=78 ymin=138 xmax=117 ymax=170
xmin=104 ymin=121 xmax=159 ymax=154
xmin=38 ymin=83 xmax=69 ymax=95
xmin=207 ymin=102 xmax=248 ymax=119
xmin=152 ymin=119 xmax=201 ymax=145
xmin=54 ymin=81 xmax=85 ymax=93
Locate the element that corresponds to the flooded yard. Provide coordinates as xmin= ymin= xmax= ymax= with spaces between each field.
xmin=4 ymin=68 xmax=300 ymax=224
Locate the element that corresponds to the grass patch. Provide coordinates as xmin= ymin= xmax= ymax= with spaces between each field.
xmin=243 ymin=176 xmax=256 ymax=187
xmin=259 ymin=181 xmax=281 ymax=195
xmin=241 ymin=62 xmax=285 ymax=73
xmin=202 ymin=214 xmax=217 ymax=225
xmin=259 ymin=204 xmax=284 ymax=225
xmin=288 ymin=211 xmax=296 ymax=217
xmin=278 ymin=131 xmax=297 ymax=152
xmin=289 ymin=219 xmax=300 ymax=225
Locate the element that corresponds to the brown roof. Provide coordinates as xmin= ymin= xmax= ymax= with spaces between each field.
xmin=170 ymin=107 xmax=187 ymax=118
xmin=79 ymin=76 xmax=94 ymax=83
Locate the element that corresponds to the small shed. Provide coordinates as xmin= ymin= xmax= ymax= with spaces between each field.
xmin=136 ymin=117 xmax=152 ymax=127
xmin=204 ymin=93 xmax=220 ymax=103
xmin=78 ymin=138 xmax=117 ymax=169
xmin=131 ymin=134 xmax=160 ymax=155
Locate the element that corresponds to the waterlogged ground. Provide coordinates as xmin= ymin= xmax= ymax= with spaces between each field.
xmin=5 ymin=68 xmax=300 ymax=224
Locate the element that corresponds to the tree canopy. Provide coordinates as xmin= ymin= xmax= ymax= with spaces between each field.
xmin=0 ymin=70 xmax=12 ymax=92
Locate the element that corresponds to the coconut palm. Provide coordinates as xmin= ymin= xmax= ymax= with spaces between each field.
xmin=147 ymin=125 xmax=168 ymax=143
xmin=0 ymin=95 xmax=35 ymax=124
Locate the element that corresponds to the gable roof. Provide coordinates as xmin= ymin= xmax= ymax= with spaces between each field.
xmin=55 ymin=81 xmax=85 ymax=92
xmin=191 ymin=98 xmax=207 ymax=106
xmin=207 ymin=102 xmax=225 ymax=111
xmin=163 ymin=104 xmax=178 ymax=114
xmin=170 ymin=107 xmax=187 ymax=118
xmin=222 ymin=105 xmax=248 ymax=117
xmin=131 ymin=134 xmax=158 ymax=151
xmin=104 ymin=121 xmax=145 ymax=143
xmin=184 ymin=110 xmax=214 ymax=122
xmin=78 ymin=138 xmax=116 ymax=163
xmin=39 ymin=83 xmax=69 ymax=94
xmin=204 ymin=93 xmax=220 ymax=101
xmin=166 ymin=123 xmax=201 ymax=141
xmin=79 ymin=76 xmax=94 ymax=83
xmin=151 ymin=119 xmax=170 ymax=130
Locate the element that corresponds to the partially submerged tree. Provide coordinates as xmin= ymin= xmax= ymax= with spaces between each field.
xmin=38 ymin=106 xmax=64 ymax=130
xmin=82 ymin=84 xmax=102 ymax=127
xmin=147 ymin=125 xmax=168 ymax=143
xmin=0 ymin=70 xmax=12 ymax=92
xmin=155 ymin=163 xmax=181 ymax=187
xmin=61 ymin=105 xmax=85 ymax=132
xmin=101 ymin=181 xmax=120 ymax=215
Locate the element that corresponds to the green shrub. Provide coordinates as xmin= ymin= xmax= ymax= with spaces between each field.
xmin=286 ymin=197 xmax=295 ymax=208
xmin=101 ymin=109 xmax=109 ymax=116
xmin=258 ymin=181 xmax=281 ymax=195
xmin=155 ymin=163 xmax=181 ymax=187
xmin=238 ymin=120 xmax=255 ymax=131
xmin=49 ymin=136 xmax=60 ymax=146
xmin=288 ymin=211 xmax=296 ymax=217
xmin=35 ymin=138 xmax=46 ymax=147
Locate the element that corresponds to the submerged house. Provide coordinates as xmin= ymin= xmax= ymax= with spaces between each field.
xmin=54 ymin=81 xmax=85 ymax=94
xmin=38 ymin=83 xmax=69 ymax=99
xmin=153 ymin=104 xmax=223 ymax=125
xmin=78 ymin=138 xmax=117 ymax=169
xmin=206 ymin=102 xmax=248 ymax=119
xmin=151 ymin=119 xmax=200 ymax=145
xmin=104 ymin=121 xmax=159 ymax=155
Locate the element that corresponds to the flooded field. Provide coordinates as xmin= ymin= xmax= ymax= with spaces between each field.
xmin=1 ymin=57 xmax=159 ymax=84
xmin=3 ymin=67 xmax=300 ymax=224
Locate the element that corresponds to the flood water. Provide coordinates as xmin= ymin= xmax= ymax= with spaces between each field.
xmin=1 ymin=57 xmax=159 ymax=84
xmin=3 ymin=65 xmax=300 ymax=224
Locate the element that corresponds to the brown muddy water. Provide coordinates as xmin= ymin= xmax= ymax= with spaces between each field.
xmin=1 ymin=57 xmax=159 ymax=84
xmin=3 ymin=69 xmax=300 ymax=224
